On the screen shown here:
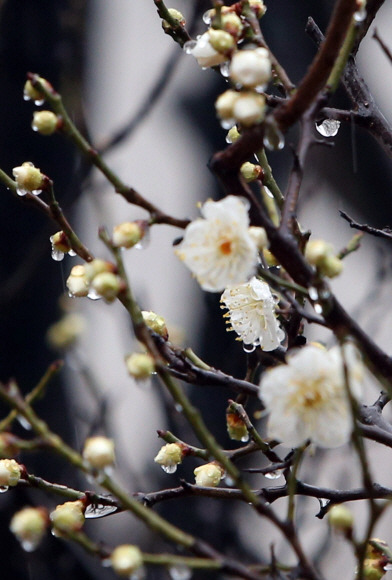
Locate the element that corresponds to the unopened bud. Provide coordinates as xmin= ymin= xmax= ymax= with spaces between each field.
xmin=84 ymin=258 xmax=116 ymax=283
xmin=110 ymin=545 xmax=143 ymax=577
xmin=226 ymin=413 xmax=249 ymax=442
xmin=249 ymin=0 xmax=267 ymax=18
xmin=154 ymin=443 xmax=183 ymax=470
xmin=240 ymin=161 xmax=261 ymax=182
xmin=83 ymin=436 xmax=115 ymax=469
xmin=328 ymin=504 xmax=354 ymax=532
xmin=233 ymin=92 xmax=266 ymax=127
xmin=221 ymin=13 xmax=243 ymax=37
xmin=90 ymin=272 xmax=121 ymax=302
xmin=112 ymin=222 xmax=144 ymax=249
xmin=50 ymin=231 xmax=72 ymax=254
xmin=230 ymin=48 xmax=271 ymax=89
xmin=249 ymin=226 xmax=269 ymax=250
xmin=47 ymin=313 xmax=85 ymax=350
xmin=50 ymin=500 xmax=85 ymax=535
xmin=162 ymin=8 xmax=185 ymax=29
xmin=23 ymin=77 xmax=51 ymax=103
xmin=13 ymin=162 xmax=45 ymax=195
xmin=142 ymin=311 xmax=168 ymax=339
xmin=187 ymin=31 xmax=227 ymax=68
xmin=361 ymin=559 xmax=386 ymax=580
xmin=208 ymin=29 xmax=235 ymax=54
xmin=10 ymin=507 xmax=48 ymax=551
xmin=194 ymin=462 xmax=224 ymax=487
xmin=0 ymin=459 xmax=22 ymax=487
xmin=125 ymin=353 xmax=155 ymax=380
xmin=305 ymin=239 xmax=343 ymax=278
xmin=215 ymin=89 xmax=240 ymax=121
xmin=227 ymin=125 xmax=240 ymax=143
xmin=66 ymin=265 xmax=89 ymax=297
xmin=32 ymin=111 xmax=58 ymax=135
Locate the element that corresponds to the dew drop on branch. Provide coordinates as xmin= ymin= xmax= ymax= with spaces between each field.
xmin=308 ymin=287 xmax=318 ymax=301
xmin=169 ymin=564 xmax=192 ymax=580
xmin=21 ymin=539 xmax=38 ymax=552
xmin=241 ymin=433 xmax=250 ymax=443
xmin=85 ymin=503 xmax=118 ymax=519
xmin=161 ymin=464 xmax=178 ymax=474
xmin=315 ymin=119 xmax=341 ymax=138
xmin=51 ymin=249 xmax=65 ymax=262
xmin=17 ymin=414 xmax=32 ymax=430
xmin=264 ymin=469 xmax=283 ymax=480
xmin=16 ymin=188 xmax=28 ymax=197
xmin=34 ymin=99 xmax=45 ymax=106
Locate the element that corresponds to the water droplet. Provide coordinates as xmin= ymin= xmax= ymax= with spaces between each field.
xmin=129 ymin=566 xmax=146 ymax=580
xmin=101 ymin=557 xmax=112 ymax=568
xmin=202 ymin=10 xmax=212 ymax=25
xmin=220 ymin=118 xmax=235 ymax=130
xmin=23 ymin=94 xmax=31 ymax=102
xmin=220 ymin=61 xmax=230 ymax=78
xmin=241 ymin=433 xmax=250 ymax=443
xmin=0 ymin=486 xmax=9 ymax=493
xmin=314 ymin=303 xmax=323 ymax=314
xmin=175 ymin=403 xmax=183 ymax=413
xmin=316 ymin=119 xmax=341 ymax=138
xmin=318 ymin=498 xmax=328 ymax=508
xmin=169 ymin=564 xmax=192 ymax=580
xmin=51 ymin=528 xmax=61 ymax=537
xmin=263 ymin=122 xmax=285 ymax=151
xmin=134 ymin=229 xmax=150 ymax=250
xmin=32 ymin=125 xmax=39 ymax=132
xmin=161 ymin=464 xmax=178 ymax=474
xmin=21 ymin=539 xmax=38 ymax=552
xmin=16 ymin=414 xmax=32 ymax=430
xmin=224 ymin=476 xmax=235 ymax=487
xmin=85 ymin=503 xmax=118 ymax=519
xmin=264 ymin=186 xmax=274 ymax=198
xmin=68 ymin=249 xmax=76 ymax=257
xmin=308 ymin=286 xmax=318 ymax=301
xmin=16 ymin=188 xmax=28 ymax=197
xmin=51 ymin=249 xmax=64 ymax=262
xmin=243 ymin=343 xmax=256 ymax=353
xmin=353 ymin=8 xmax=366 ymax=22
xmin=226 ymin=133 xmax=233 ymax=144
xmin=319 ymin=288 xmax=331 ymax=300
xmin=383 ymin=564 xmax=392 ymax=571
xmin=87 ymin=288 xmax=101 ymax=301
xmin=183 ymin=40 xmax=197 ymax=54
xmin=31 ymin=189 xmax=42 ymax=196
xmin=265 ymin=469 xmax=283 ymax=480
xmin=34 ymin=99 xmax=45 ymax=106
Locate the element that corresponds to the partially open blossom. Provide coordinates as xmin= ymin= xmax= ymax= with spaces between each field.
xmin=154 ymin=443 xmax=183 ymax=473
xmin=50 ymin=500 xmax=85 ymax=535
xmin=83 ymin=436 xmax=115 ymax=469
xmin=194 ymin=462 xmax=224 ymax=487
xmin=66 ymin=265 xmax=89 ymax=297
xmin=110 ymin=545 xmax=143 ymax=577
xmin=305 ymin=239 xmax=343 ymax=278
xmin=10 ymin=507 xmax=48 ymax=551
xmin=221 ymin=277 xmax=284 ymax=350
xmin=90 ymin=272 xmax=121 ymax=303
xmin=13 ymin=162 xmax=45 ymax=196
xmin=32 ymin=111 xmax=58 ymax=135
xmin=175 ymin=196 xmax=258 ymax=292
xmin=0 ymin=459 xmax=22 ymax=487
xmin=215 ymin=90 xmax=240 ymax=124
xmin=50 ymin=230 xmax=76 ymax=261
xmin=112 ymin=221 xmax=144 ymax=249
xmin=230 ymin=48 xmax=271 ymax=89
xmin=125 ymin=353 xmax=155 ymax=379
xmin=185 ymin=31 xmax=229 ymax=68
xmin=142 ymin=311 xmax=168 ymax=339
xmin=46 ymin=312 xmax=85 ymax=350
xmin=259 ymin=343 xmax=364 ymax=448
xmin=233 ymin=92 xmax=266 ymax=127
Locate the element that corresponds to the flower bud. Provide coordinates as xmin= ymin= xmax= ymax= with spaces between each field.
xmin=125 ymin=353 xmax=155 ymax=380
xmin=84 ymin=258 xmax=116 ymax=283
xmin=12 ymin=162 xmax=45 ymax=195
xmin=46 ymin=313 xmax=85 ymax=350
xmin=328 ymin=504 xmax=354 ymax=532
xmin=154 ymin=443 xmax=183 ymax=472
xmin=50 ymin=500 xmax=85 ymax=535
xmin=215 ymin=90 xmax=240 ymax=121
xmin=90 ymin=272 xmax=121 ymax=302
xmin=82 ymin=436 xmax=115 ymax=469
xmin=32 ymin=111 xmax=58 ymax=135
xmin=23 ymin=77 xmax=51 ymax=103
xmin=361 ymin=559 xmax=386 ymax=580
xmin=112 ymin=222 xmax=144 ymax=249
xmin=263 ymin=248 xmax=279 ymax=266
xmin=0 ymin=459 xmax=22 ymax=487
xmin=162 ymin=8 xmax=185 ymax=29
xmin=208 ymin=29 xmax=235 ymax=54
xmin=142 ymin=311 xmax=168 ymax=339
xmin=230 ymin=48 xmax=271 ymax=89
xmin=110 ymin=545 xmax=143 ymax=577
xmin=50 ymin=231 xmax=72 ymax=254
xmin=249 ymin=0 xmax=267 ymax=18
xmin=227 ymin=125 xmax=240 ymax=143
xmin=187 ymin=31 xmax=228 ymax=68
xmin=10 ymin=507 xmax=48 ymax=551
xmin=249 ymin=226 xmax=269 ymax=250
xmin=240 ymin=161 xmax=261 ymax=182
xmin=226 ymin=413 xmax=249 ymax=442
xmin=233 ymin=92 xmax=266 ymax=127
xmin=305 ymin=239 xmax=343 ymax=278
xmin=194 ymin=462 xmax=224 ymax=487
xmin=66 ymin=265 xmax=89 ymax=298
xmin=221 ymin=13 xmax=243 ymax=37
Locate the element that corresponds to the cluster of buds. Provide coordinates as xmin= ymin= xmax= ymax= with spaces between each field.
xmin=82 ymin=436 xmax=115 ymax=470
xmin=10 ymin=507 xmax=48 ymax=552
xmin=110 ymin=544 xmax=144 ymax=578
xmin=305 ymin=239 xmax=343 ymax=278
xmin=215 ymin=89 xmax=266 ymax=128
xmin=12 ymin=162 xmax=45 ymax=196
xmin=66 ymin=259 xmax=122 ymax=302
xmin=50 ymin=500 xmax=85 ymax=537
xmin=194 ymin=462 xmax=224 ymax=487
xmin=50 ymin=230 xmax=76 ymax=261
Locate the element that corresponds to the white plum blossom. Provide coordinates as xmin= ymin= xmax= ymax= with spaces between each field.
xmin=259 ymin=344 xmax=364 ymax=448
xmin=229 ymin=48 xmax=272 ymax=89
xmin=221 ymin=277 xmax=284 ymax=350
xmin=175 ymin=196 xmax=259 ymax=292
xmin=185 ymin=32 xmax=228 ymax=68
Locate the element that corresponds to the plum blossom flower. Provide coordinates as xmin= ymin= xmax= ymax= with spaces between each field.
xmin=185 ymin=31 xmax=229 ymax=68
xmin=175 ymin=196 xmax=258 ymax=292
xmin=259 ymin=344 xmax=364 ymax=448
xmin=221 ymin=277 xmax=284 ymax=350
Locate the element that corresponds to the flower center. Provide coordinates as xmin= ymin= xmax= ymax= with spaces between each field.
xmin=219 ymin=240 xmax=232 ymax=255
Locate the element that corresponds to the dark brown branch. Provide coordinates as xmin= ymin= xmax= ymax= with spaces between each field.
xmin=340 ymin=210 xmax=392 ymax=240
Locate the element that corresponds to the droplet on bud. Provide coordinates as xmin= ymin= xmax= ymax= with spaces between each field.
xmin=219 ymin=61 xmax=230 ymax=78
xmin=0 ymin=486 xmax=9 ymax=493
xmin=353 ymin=8 xmax=366 ymax=22
xmin=315 ymin=119 xmax=341 ymax=138
xmin=84 ymin=503 xmax=118 ymax=519
xmin=51 ymin=249 xmax=65 ymax=262
xmin=183 ymin=40 xmax=197 ymax=54
xmin=264 ymin=469 xmax=283 ymax=480
xmin=243 ymin=343 xmax=256 ymax=353
xmin=161 ymin=464 xmax=178 ymax=474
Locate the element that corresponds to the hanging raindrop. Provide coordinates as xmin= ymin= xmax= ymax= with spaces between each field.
xmin=0 ymin=486 xmax=9 ymax=493
xmin=263 ymin=122 xmax=285 ymax=151
xmin=85 ymin=503 xmax=118 ymax=519
xmin=16 ymin=188 xmax=28 ymax=197
xmin=219 ymin=61 xmax=230 ymax=78
xmin=161 ymin=464 xmax=178 ymax=475
xmin=353 ymin=8 xmax=366 ymax=22
xmin=87 ymin=288 xmax=101 ymax=301
xmin=243 ymin=343 xmax=256 ymax=353
xmin=21 ymin=540 xmax=38 ymax=552
xmin=314 ymin=303 xmax=323 ymax=314
xmin=264 ymin=469 xmax=283 ymax=480
xmin=34 ymin=99 xmax=45 ymax=106
xmin=51 ymin=249 xmax=64 ymax=262
xmin=16 ymin=414 xmax=32 ymax=430
xmin=316 ymin=119 xmax=341 ymax=138
xmin=202 ymin=10 xmax=213 ymax=25
xmin=308 ymin=287 xmax=318 ymax=301
xmin=169 ymin=564 xmax=192 ymax=580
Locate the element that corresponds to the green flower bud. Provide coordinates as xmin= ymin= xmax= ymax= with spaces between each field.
xmin=46 ymin=313 xmax=85 ymax=350
xmin=328 ymin=504 xmax=354 ymax=532
xmin=208 ymin=29 xmax=235 ymax=54
xmin=12 ymin=162 xmax=45 ymax=195
xmin=32 ymin=111 xmax=58 ymax=135
xmin=240 ymin=161 xmax=262 ymax=182
xmin=50 ymin=500 xmax=85 ymax=535
xmin=90 ymin=272 xmax=121 ymax=302
xmin=110 ymin=545 xmax=143 ymax=577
